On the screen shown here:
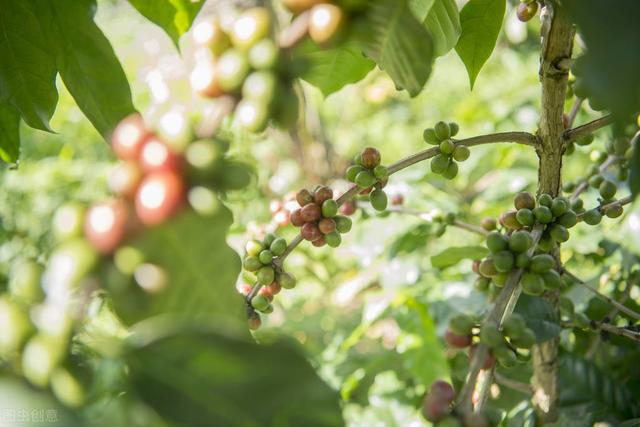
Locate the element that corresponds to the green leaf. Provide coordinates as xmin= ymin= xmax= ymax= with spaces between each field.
xmin=620 ymin=419 xmax=640 ymax=427
xmin=0 ymin=102 xmax=20 ymax=163
xmin=0 ymin=0 xmax=58 ymax=131
xmin=559 ymin=354 xmax=640 ymax=420
xmin=296 ymin=39 xmax=375 ymax=96
xmin=127 ymin=0 xmax=204 ymax=47
xmin=408 ymin=0 xmax=435 ymax=21
xmin=126 ymin=320 xmax=345 ymax=427
xmin=108 ymin=208 xmax=246 ymax=327
xmin=0 ymin=377 xmax=81 ymax=426
xmin=628 ymin=132 xmax=640 ymax=200
xmin=41 ymin=0 xmax=135 ymax=139
xmin=455 ymin=0 xmax=505 ymax=89
xmin=514 ymin=294 xmax=561 ymax=342
xmin=424 ymin=0 xmax=461 ymax=57
xmin=564 ymin=0 xmax=640 ymax=121
xmin=388 ymin=223 xmax=432 ymax=258
xmin=361 ymin=0 xmax=434 ymax=97
xmin=431 ymin=245 xmax=488 ymax=268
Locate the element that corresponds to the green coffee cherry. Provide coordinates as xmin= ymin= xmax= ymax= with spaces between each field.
xmin=0 ymin=298 xmax=32 ymax=355
xmin=259 ymin=250 xmax=273 ymax=264
xmin=434 ymin=121 xmax=451 ymax=140
xmin=486 ymin=231 xmax=508 ymax=253
xmin=242 ymin=71 xmax=277 ymax=102
xmin=246 ymin=240 xmax=264 ymax=257
xmin=509 ymin=230 xmax=533 ymax=253
xmin=449 ymin=313 xmax=475 ymax=336
xmin=503 ymin=313 xmax=526 ymax=339
xmin=369 ymin=189 xmax=388 ymax=211
xmin=334 ymin=215 xmax=352 ymax=233
xmin=541 ymin=269 xmax=562 ymax=289
xmin=557 ymin=210 xmax=578 ymax=228
xmin=248 ymin=38 xmax=279 ymax=69
xmin=243 ymin=256 xmax=262 ymax=272
xmin=493 ymin=251 xmax=515 ymax=273
xmin=355 ymin=171 xmax=376 ymax=188
xmin=583 ymin=209 xmax=602 ymax=225
xmin=439 ymin=139 xmax=455 ymax=154
xmin=530 ymin=254 xmax=555 ymax=273
xmin=516 ymin=208 xmax=535 ymax=226
xmin=373 ymin=165 xmax=388 ymax=179
xmin=480 ymin=323 xmax=503 ymax=348
xmin=533 ymin=206 xmax=553 ymax=223
xmin=538 ymin=193 xmax=553 ymax=207
xmin=514 ymin=192 xmax=536 ymax=210
xmin=576 ymin=134 xmax=594 ymax=146
xmin=537 ymin=234 xmax=555 ymax=252
xmin=549 ymin=224 xmax=569 ymax=243
xmin=278 ymin=272 xmax=296 ymax=289
xmin=431 ymin=154 xmax=450 ymax=174
xmin=257 ymin=266 xmax=275 ymax=285
xmin=322 ymin=199 xmax=338 ymax=217
xmin=442 ymin=161 xmax=459 ymax=179
xmin=270 ymin=238 xmax=287 ymax=256
xmin=475 ymin=276 xmax=491 ymax=291
xmin=423 ymin=128 xmax=439 ymax=144
xmin=479 ymin=258 xmax=498 ymax=277
xmin=589 ymin=174 xmax=604 ymax=188
xmin=604 ymin=204 xmax=623 ymax=218
xmin=9 ymin=261 xmax=44 ymax=304
xmin=510 ymin=329 xmax=536 ymax=349
xmin=494 ymin=346 xmax=517 ymax=367
xmin=251 ymin=295 xmax=270 ymax=311
xmin=493 ymin=273 xmax=508 ymax=287
xmin=515 ymin=252 xmax=530 ymax=268
xmin=559 ymin=297 xmax=575 ymax=317
xmin=452 ymin=145 xmax=470 ymax=162
xmin=324 ymin=231 xmax=342 ymax=247
xmin=521 ymin=272 xmax=544 ymax=295
xmin=598 ymin=180 xmax=617 ymax=200
xmin=263 ymin=233 xmax=276 ymax=247
xmin=551 ymin=198 xmax=568 ymax=217
xmin=346 ymin=165 xmax=364 ymax=182
xmin=217 ymin=49 xmax=250 ymax=92
xmin=448 ymin=122 xmax=460 ymax=137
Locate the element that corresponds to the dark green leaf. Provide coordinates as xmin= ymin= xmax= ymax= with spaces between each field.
xmin=0 ymin=377 xmax=81 ymax=426
xmin=564 ymin=0 xmax=640 ymax=121
xmin=296 ymin=39 xmax=375 ymax=96
xmin=514 ymin=294 xmax=561 ymax=342
xmin=126 ymin=320 xmax=344 ymax=427
xmin=0 ymin=0 xmax=58 ymax=131
xmin=559 ymin=354 xmax=640 ymax=420
xmin=424 ymin=0 xmax=461 ymax=57
xmin=455 ymin=0 xmax=505 ymax=89
xmin=620 ymin=419 xmax=640 ymax=427
xmin=0 ymin=102 xmax=20 ymax=163
xmin=40 ymin=0 xmax=135 ymax=138
xmin=408 ymin=0 xmax=435 ymax=21
xmin=629 ymin=133 xmax=640 ymax=199
xmin=361 ymin=0 xmax=434 ymax=97
xmin=431 ymin=245 xmax=488 ymax=268
xmin=127 ymin=0 xmax=204 ymax=47
xmin=108 ymin=208 xmax=246 ymax=327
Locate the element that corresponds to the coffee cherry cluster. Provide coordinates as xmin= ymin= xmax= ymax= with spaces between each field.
xmin=282 ymin=1 xmax=349 ymax=46
xmin=190 ymin=8 xmax=297 ymax=131
xmin=290 ymin=186 xmax=352 ymax=247
xmin=479 ymin=314 xmax=535 ymax=368
xmin=516 ymin=0 xmax=539 ymax=23
xmin=241 ymin=233 xmax=296 ymax=328
xmin=423 ymin=121 xmax=468 ymax=180
xmin=421 ymin=380 xmax=456 ymax=423
xmin=345 ymin=147 xmax=390 ymax=212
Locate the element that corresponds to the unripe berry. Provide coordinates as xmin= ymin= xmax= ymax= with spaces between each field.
xmin=246 ymin=240 xmax=264 ymax=256
xmin=493 ymin=251 xmax=515 ymax=273
xmin=551 ymin=198 xmax=569 ymax=216
xmin=443 ymin=161 xmax=459 ymax=180
xmin=355 ymin=170 xmax=376 ymax=188
xmin=604 ymin=204 xmax=623 ymax=218
xmin=369 ymin=189 xmax=388 ymax=211
xmin=452 ymin=145 xmax=470 ymax=162
xmin=503 ymin=313 xmax=527 ymax=339
xmin=312 ymin=236 xmax=326 ymax=247
xmin=334 ymin=215 xmax=352 ymax=233
xmin=598 ymin=180 xmax=617 ymax=200
xmin=192 ymin=16 xmax=230 ymax=54
xmin=249 ymin=38 xmax=279 ymax=70
xmin=530 ymin=254 xmax=555 ymax=273
xmin=537 ymin=193 xmax=553 ymax=207
xmin=314 ymin=186 xmax=334 ymax=205
xmin=516 ymin=208 xmax=534 ymax=226
xmin=324 ymin=231 xmax=342 ymax=247
xmin=217 ymin=49 xmax=250 ymax=92
xmin=290 ymin=208 xmax=304 ymax=226
xmin=270 ymin=237 xmax=287 ymax=256
xmin=423 ymin=128 xmax=439 ymax=145
xmin=360 ymin=147 xmax=381 ymax=169
xmin=301 ymin=222 xmax=322 ymax=241
xmin=296 ymin=189 xmax=314 ymax=206
xmin=510 ymin=329 xmax=536 ymax=349
xmin=486 ymin=231 xmax=508 ymax=253
xmin=533 ymin=206 xmax=553 ymax=223
xmin=448 ymin=122 xmax=460 ymax=137
xmin=251 ymin=294 xmax=270 ymax=311
xmin=499 ymin=210 xmax=521 ymax=229
xmin=230 ymin=7 xmax=271 ymax=50
xmin=479 ymin=258 xmax=498 ymax=278
xmin=243 ymin=257 xmax=262 ymax=272
xmin=508 ymin=230 xmax=533 ymax=253
xmin=281 ymin=0 xmax=323 ymax=13
xmin=258 ymin=249 xmax=273 ymax=265
xmin=439 ymin=139 xmax=455 ymax=155
xmin=480 ymin=217 xmax=497 ymax=231
xmin=434 ymin=121 xmax=451 ymax=140
xmin=318 ymin=218 xmax=336 ymax=234
xmin=309 ymin=3 xmax=346 ymax=46
xmin=257 ymin=266 xmax=275 ymax=285
xmin=542 ymin=269 xmax=562 ymax=289
xmin=549 ymin=224 xmax=569 ymax=243
xmin=479 ymin=323 xmax=503 ymax=348
xmin=346 ymin=165 xmax=363 ymax=182
xmin=582 ymin=209 xmax=602 ymax=225
xmin=373 ymin=165 xmax=388 ymax=179
xmin=516 ymin=1 xmax=538 ymax=22
xmin=431 ymin=154 xmax=450 ymax=174
xmin=514 ymin=192 xmax=536 ymax=210
xmin=557 ymin=210 xmax=578 ymax=228
xmin=321 ymin=199 xmax=338 ymax=218
xmin=521 ymin=272 xmax=544 ymax=295
xmin=278 ymin=272 xmax=296 ymax=289
xmin=300 ymin=203 xmax=322 ymax=222
xmin=449 ymin=314 xmax=475 ymax=336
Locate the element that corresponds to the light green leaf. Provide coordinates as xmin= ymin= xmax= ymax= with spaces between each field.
xmin=296 ymin=39 xmax=375 ymax=96
xmin=455 ymin=0 xmax=505 ymax=89
xmin=424 ymin=0 xmax=461 ymax=57
xmin=108 ymin=208 xmax=246 ymax=327
xmin=431 ymin=245 xmax=488 ymax=268
xmin=0 ymin=102 xmax=20 ymax=163
xmin=126 ymin=320 xmax=345 ymax=427
xmin=361 ymin=0 xmax=434 ymax=97
xmin=127 ymin=0 xmax=204 ymax=47
xmin=41 ymin=0 xmax=135 ymax=139
xmin=0 ymin=0 xmax=58 ymax=131
xmin=409 ymin=0 xmax=435 ymax=21
xmin=514 ymin=294 xmax=561 ymax=342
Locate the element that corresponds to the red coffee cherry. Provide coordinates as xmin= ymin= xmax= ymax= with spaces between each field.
xmin=360 ymin=147 xmax=381 ymax=169
xmin=421 ymin=393 xmax=450 ymax=422
xmin=140 ymin=137 xmax=183 ymax=173
xmin=339 ymin=200 xmax=357 ymax=216
xmin=318 ymin=218 xmax=336 ymax=234
xmin=269 ymin=200 xmax=284 ymax=214
xmin=516 ymin=1 xmax=538 ymax=22
xmin=296 ymin=189 xmax=314 ymax=206
xmin=311 ymin=236 xmax=326 ymax=247
xmin=290 ymin=209 xmax=304 ymax=227
xmin=135 ymin=171 xmax=186 ymax=226
xmin=444 ymin=328 xmax=472 ymax=348
xmin=390 ymin=194 xmax=404 ymax=206
xmin=300 ymin=203 xmax=322 ymax=222
xmin=430 ymin=380 xmax=455 ymax=403
xmin=301 ymin=222 xmax=322 ymax=241
xmin=313 ymin=186 xmax=334 ymax=205
xmin=236 ymin=283 xmax=253 ymax=296
xmin=84 ymin=199 xmax=130 ymax=254
xmin=111 ymin=113 xmax=150 ymax=161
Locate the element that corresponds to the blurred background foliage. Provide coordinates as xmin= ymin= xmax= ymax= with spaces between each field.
xmin=1 ymin=1 xmax=639 ymax=425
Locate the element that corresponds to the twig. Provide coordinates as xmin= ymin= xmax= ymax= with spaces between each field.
xmin=278 ymin=11 xmax=310 ymax=49
xmin=590 ymin=321 xmax=640 ymax=343
xmin=563 ymin=270 xmax=640 ymax=321
xmin=494 ymin=372 xmax=532 ymax=394
xmin=453 ymin=220 xmax=490 ymax=236
xmin=474 ymin=367 xmax=495 ymax=412
xmin=576 ymin=195 xmax=633 ymax=222
xmin=566 ymin=98 xmax=583 ymax=129
xmin=563 ymin=114 xmax=613 ymax=143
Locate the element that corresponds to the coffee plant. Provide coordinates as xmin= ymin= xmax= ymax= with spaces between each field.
xmin=1 ymin=0 xmax=640 ymax=426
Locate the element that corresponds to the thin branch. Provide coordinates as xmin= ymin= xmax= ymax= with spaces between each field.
xmin=564 ymin=114 xmax=613 ymax=143
xmin=592 ymin=321 xmax=640 ymax=343
xmin=566 ymin=98 xmax=583 ymax=129
xmin=474 ymin=367 xmax=495 ymax=413
xmin=278 ymin=11 xmax=310 ymax=49
xmin=570 ymin=154 xmax=621 ymax=201
xmin=563 ymin=270 xmax=640 ymax=321
xmin=494 ymin=372 xmax=532 ymax=394
xmin=453 ymin=219 xmax=490 ymax=236
xmin=576 ymin=195 xmax=633 ymax=223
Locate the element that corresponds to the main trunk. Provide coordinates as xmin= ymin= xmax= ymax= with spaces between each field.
xmin=533 ymin=2 xmax=574 ymax=422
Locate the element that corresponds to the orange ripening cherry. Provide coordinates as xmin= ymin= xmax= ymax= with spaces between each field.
xmin=84 ymin=199 xmax=130 ymax=254
xmin=111 ymin=113 xmax=151 ymax=161
xmin=135 ymin=171 xmax=186 ymax=226
xmin=108 ymin=162 xmax=142 ymax=199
